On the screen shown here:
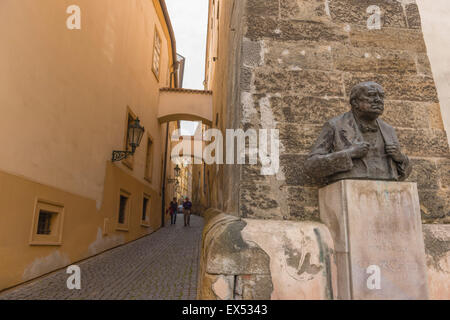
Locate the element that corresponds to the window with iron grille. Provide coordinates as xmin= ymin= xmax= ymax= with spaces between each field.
xmin=30 ymin=200 xmax=64 ymax=246
xmin=122 ymin=109 xmax=137 ymax=170
xmin=37 ymin=210 xmax=54 ymax=235
xmin=203 ymin=163 xmax=206 ymax=195
xmin=145 ymin=137 xmax=153 ymax=181
xmin=126 ymin=112 xmax=136 ymax=153
xmin=118 ymin=195 xmax=128 ymax=224
xmin=142 ymin=196 xmax=149 ymax=221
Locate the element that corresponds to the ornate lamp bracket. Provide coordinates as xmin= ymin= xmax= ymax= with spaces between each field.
xmin=112 ymin=150 xmax=133 ymax=162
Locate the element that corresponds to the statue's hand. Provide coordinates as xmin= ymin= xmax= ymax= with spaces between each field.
xmin=386 ymin=144 xmax=405 ymax=162
xmin=349 ymin=142 xmax=370 ymax=159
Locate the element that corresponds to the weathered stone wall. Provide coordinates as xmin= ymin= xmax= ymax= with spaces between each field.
xmin=192 ymin=0 xmax=246 ymax=217
xmin=198 ymin=209 xmax=337 ymax=300
xmin=197 ymin=0 xmax=450 ymax=300
xmin=198 ymin=209 xmax=450 ymax=300
xmin=423 ymin=224 xmax=450 ymax=299
xmin=239 ymin=0 xmax=450 ymax=223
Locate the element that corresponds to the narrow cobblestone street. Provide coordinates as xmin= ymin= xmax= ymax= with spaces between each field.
xmin=0 ymin=214 xmax=204 ymax=300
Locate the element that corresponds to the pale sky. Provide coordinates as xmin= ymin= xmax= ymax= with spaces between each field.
xmin=165 ymin=0 xmax=209 ymax=90
xmin=165 ymin=0 xmax=208 ymax=135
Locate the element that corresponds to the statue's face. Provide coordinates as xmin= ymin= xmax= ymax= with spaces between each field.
xmin=354 ymin=84 xmax=385 ymax=119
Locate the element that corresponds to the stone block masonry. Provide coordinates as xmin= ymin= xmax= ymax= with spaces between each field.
xmin=197 ymin=209 xmax=448 ymax=300
xmin=198 ymin=209 xmax=337 ymax=300
xmin=197 ymin=0 xmax=450 ymax=301
xmin=239 ymin=0 xmax=450 ymax=222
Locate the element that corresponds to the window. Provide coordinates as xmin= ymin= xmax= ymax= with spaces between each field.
xmin=145 ymin=137 xmax=153 ymax=182
xmin=123 ymin=109 xmax=137 ymax=169
xmin=37 ymin=211 xmax=54 ymax=235
xmin=142 ymin=197 xmax=149 ymax=221
xmin=117 ymin=190 xmax=131 ymax=231
xmin=30 ymin=199 xmax=64 ymax=246
xmin=141 ymin=194 xmax=151 ymax=227
xmin=160 ymin=156 xmax=164 ymax=196
xmin=207 ymin=170 xmax=211 ymax=207
xmin=152 ymin=28 xmax=162 ymax=80
xmin=118 ymin=195 xmax=128 ymax=224
xmin=203 ymin=163 xmax=206 ymax=194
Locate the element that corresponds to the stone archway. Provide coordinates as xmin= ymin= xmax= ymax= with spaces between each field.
xmin=158 ymin=88 xmax=213 ymax=125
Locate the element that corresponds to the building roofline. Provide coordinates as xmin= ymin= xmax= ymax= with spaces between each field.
xmin=204 ymin=0 xmax=213 ymax=89
xmin=160 ymin=88 xmax=212 ymax=95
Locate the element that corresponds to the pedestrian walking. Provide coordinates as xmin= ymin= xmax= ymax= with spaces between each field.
xmin=183 ymin=197 xmax=192 ymax=227
xmin=169 ymin=197 xmax=178 ymax=225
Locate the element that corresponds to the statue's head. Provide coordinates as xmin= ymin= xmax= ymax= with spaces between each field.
xmin=350 ymin=81 xmax=385 ymax=120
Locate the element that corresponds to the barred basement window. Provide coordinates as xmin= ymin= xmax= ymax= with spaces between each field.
xmin=123 ymin=108 xmax=137 ymax=169
xmin=118 ymin=195 xmax=128 ymax=224
xmin=116 ymin=190 xmax=131 ymax=231
xmin=37 ymin=210 xmax=55 ymax=235
xmin=30 ymin=199 xmax=65 ymax=246
xmin=142 ymin=197 xmax=149 ymax=221
xmin=203 ymin=163 xmax=207 ymax=195
xmin=141 ymin=194 xmax=151 ymax=228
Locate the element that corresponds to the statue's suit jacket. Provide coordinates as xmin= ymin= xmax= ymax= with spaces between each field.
xmin=305 ymin=111 xmax=412 ymax=182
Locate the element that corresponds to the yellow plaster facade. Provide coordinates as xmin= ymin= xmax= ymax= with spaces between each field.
xmin=0 ymin=0 xmax=176 ymax=291
xmin=158 ymin=88 xmax=213 ymax=125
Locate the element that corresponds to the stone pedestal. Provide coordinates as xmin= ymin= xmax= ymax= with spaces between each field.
xmin=319 ymin=180 xmax=429 ymax=300
xmin=198 ymin=210 xmax=338 ymax=300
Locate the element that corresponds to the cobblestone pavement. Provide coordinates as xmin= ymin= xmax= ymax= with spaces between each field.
xmin=0 ymin=214 xmax=204 ymax=300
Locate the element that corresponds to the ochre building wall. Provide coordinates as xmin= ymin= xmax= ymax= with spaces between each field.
xmin=0 ymin=0 xmax=172 ymax=202
xmin=0 ymin=0 xmax=174 ymax=291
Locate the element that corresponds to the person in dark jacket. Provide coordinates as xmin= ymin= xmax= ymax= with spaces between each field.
xmin=169 ymin=197 xmax=178 ymax=225
xmin=183 ymin=197 xmax=193 ymax=227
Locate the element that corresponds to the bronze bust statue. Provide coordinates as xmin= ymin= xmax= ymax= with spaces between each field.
xmin=305 ymin=81 xmax=412 ymax=183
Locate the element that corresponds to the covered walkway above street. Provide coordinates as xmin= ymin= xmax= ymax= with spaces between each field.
xmin=158 ymin=88 xmax=213 ymax=125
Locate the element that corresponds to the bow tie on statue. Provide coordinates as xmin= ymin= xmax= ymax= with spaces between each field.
xmin=358 ymin=122 xmax=378 ymax=133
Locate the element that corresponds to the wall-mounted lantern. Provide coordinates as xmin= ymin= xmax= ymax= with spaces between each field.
xmin=112 ymin=118 xmax=145 ymax=162
xmin=174 ymin=164 xmax=181 ymax=177
xmin=168 ymin=165 xmax=181 ymax=183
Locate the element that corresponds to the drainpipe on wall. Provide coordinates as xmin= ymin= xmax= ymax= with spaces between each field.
xmin=161 ymin=122 xmax=170 ymax=228
xmin=160 ymin=65 xmax=179 ymax=228
xmin=159 ymin=0 xmax=179 ymax=227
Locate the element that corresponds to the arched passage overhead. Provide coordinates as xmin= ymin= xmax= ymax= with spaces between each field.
xmin=158 ymin=88 xmax=213 ymax=125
